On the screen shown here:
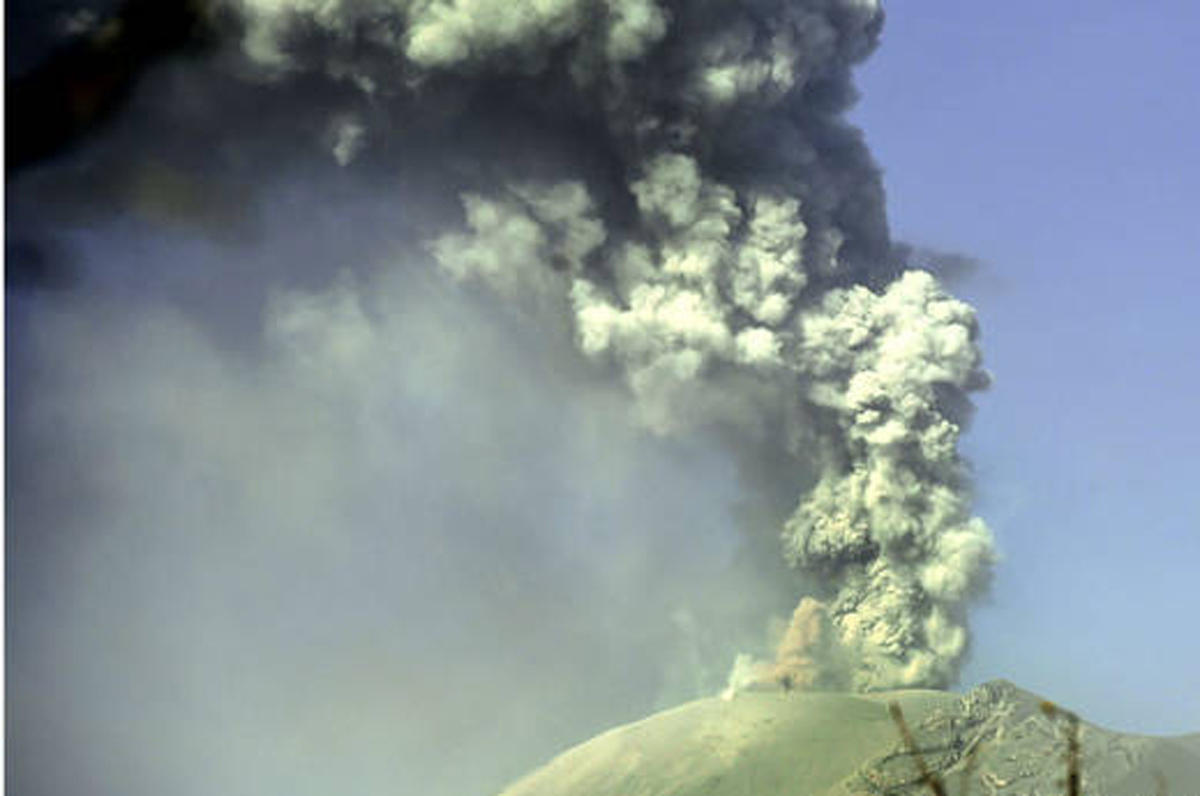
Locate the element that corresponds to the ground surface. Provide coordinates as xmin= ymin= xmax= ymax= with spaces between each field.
xmin=497 ymin=681 xmax=1200 ymax=796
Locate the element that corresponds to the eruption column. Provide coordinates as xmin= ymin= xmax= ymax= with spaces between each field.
xmin=228 ymin=0 xmax=995 ymax=690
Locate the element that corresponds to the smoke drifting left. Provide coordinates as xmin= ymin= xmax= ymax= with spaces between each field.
xmin=8 ymin=2 xmax=995 ymax=795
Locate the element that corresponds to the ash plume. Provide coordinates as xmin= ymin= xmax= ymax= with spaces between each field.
xmin=212 ymin=0 xmax=996 ymax=691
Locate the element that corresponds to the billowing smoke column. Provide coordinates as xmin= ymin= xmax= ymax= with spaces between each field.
xmin=226 ymin=0 xmax=995 ymax=690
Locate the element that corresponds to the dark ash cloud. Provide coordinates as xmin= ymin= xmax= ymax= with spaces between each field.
xmin=8 ymin=1 xmax=996 ymax=794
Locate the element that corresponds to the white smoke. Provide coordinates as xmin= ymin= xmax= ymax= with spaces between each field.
xmin=209 ymin=0 xmax=996 ymax=691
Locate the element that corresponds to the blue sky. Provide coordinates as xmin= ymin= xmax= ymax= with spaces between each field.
xmin=851 ymin=3 xmax=1200 ymax=733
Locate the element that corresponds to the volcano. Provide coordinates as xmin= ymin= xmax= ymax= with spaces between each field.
xmin=497 ymin=681 xmax=1200 ymax=796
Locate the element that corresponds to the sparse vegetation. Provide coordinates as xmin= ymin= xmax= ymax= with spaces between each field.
xmin=1039 ymin=701 xmax=1082 ymax=796
xmin=885 ymin=697 xmax=1171 ymax=796
xmin=887 ymin=702 xmax=948 ymax=796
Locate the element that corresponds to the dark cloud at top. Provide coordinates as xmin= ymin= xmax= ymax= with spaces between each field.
xmin=4 ymin=235 xmax=80 ymax=292
xmin=5 ymin=0 xmax=219 ymax=171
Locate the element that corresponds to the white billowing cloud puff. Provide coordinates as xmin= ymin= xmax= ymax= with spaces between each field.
xmin=223 ymin=0 xmax=991 ymax=691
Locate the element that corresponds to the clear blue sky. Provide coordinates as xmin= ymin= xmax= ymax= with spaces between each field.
xmin=851 ymin=3 xmax=1200 ymax=734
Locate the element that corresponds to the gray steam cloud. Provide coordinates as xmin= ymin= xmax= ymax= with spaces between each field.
xmin=9 ymin=2 xmax=996 ymax=794
xmin=215 ymin=0 xmax=994 ymax=690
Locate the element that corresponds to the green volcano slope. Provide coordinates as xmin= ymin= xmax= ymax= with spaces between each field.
xmin=497 ymin=681 xmax=1200 ymax=796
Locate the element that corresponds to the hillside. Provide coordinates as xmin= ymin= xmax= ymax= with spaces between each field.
xmin=498 ymin=681 xmax=1200 ymax=796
